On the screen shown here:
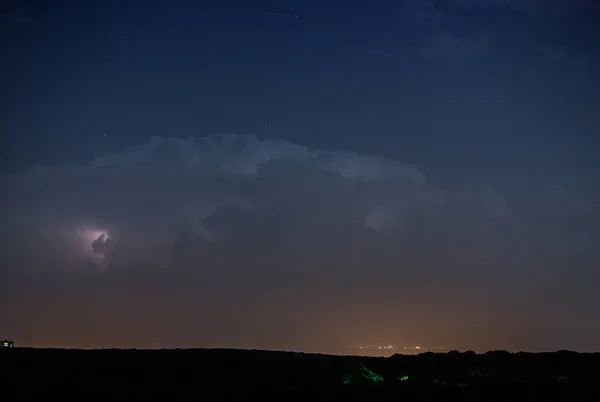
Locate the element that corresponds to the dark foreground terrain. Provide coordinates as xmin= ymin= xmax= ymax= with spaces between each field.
xmin=2 ymin=348 xmax=600 ymax=400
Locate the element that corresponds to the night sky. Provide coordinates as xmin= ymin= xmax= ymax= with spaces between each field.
xmin=1 ymin=0 xmax=599 ymax=354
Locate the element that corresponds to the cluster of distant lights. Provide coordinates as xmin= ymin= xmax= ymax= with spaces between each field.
xmin=357 ymin=345 xmax=395 ymax=350
xmin=406 ymin=345 xmax=447 ymax=351
xmin=357 ymin=344 xmax=447 ymax=354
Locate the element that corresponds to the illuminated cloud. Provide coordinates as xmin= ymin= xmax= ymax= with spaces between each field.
xmin=0 ymin=133 xmax=598 ymax=351
xmin=1 ymin=133 xmax=596 ymax=277
xmin=0 ymin=134 xmax=425 ymax=273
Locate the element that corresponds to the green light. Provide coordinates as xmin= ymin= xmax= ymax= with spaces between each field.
xmin=399 ymin=375 xmax=409 ymax=381
xmin=343 ymin=365 xmax=385 ymax=384
xmin=358 ymin=365 xmax=384 ymax=382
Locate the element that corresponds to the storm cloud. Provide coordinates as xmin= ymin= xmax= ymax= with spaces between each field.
xmin=1 ymin=134 xmax=598 ymax=352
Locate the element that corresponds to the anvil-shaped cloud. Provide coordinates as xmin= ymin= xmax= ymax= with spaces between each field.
xmin=1 ymin=134 xmax=598 ymax=352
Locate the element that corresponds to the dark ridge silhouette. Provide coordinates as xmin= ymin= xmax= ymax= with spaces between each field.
xmin=1 ymin=348 xmax=599 ymax=399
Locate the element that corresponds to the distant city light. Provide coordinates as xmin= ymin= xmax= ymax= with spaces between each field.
xmin=403 ymin=345 xmax=446 ymax=352
xmin=356 ymin=343 xmax=446 ymax=355
xmin=356 ymin=344 xmax=396 ymax=355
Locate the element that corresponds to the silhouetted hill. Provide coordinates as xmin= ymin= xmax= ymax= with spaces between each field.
xmin=1 ymin=348 xmax=599 ymax=399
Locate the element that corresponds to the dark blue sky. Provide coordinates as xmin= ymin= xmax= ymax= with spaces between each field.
xmin=1 ymin=1 xmax=600 ymax=352
xmin=2 ymin=0 xmax=599 ymax=189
